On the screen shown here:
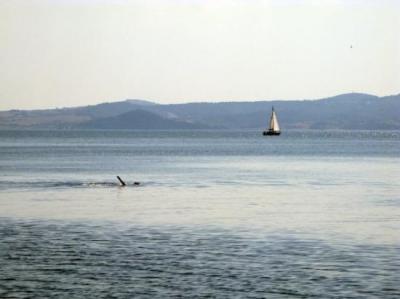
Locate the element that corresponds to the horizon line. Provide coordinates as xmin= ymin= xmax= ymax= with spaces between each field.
xmin=2 ymin=91 xmax=399 ymax=112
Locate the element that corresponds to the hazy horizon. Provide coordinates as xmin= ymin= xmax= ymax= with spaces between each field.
xmin=1 ymin=91 xmax=399 ymax=112
xmin=1 ymin=0 xmax=399 ymax=110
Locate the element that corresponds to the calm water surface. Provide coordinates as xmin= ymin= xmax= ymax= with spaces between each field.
xmin=0 ymin=130 xmax=399 ymax=298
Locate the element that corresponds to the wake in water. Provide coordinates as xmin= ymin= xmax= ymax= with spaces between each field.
xmin=0 ymin=179 xmax=146 ymax=191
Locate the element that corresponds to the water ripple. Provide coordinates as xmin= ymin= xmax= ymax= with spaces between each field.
xmin=0 ymin=219 xmax=399 ymax=298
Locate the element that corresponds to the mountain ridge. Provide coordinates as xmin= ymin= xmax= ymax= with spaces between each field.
xmin=0 ymin=93 xmax=399 ymax=130
xmin=79 ymin=109 xmax=209 ymax=130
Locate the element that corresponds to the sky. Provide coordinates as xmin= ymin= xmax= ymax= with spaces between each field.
xmin=0 ymin=0 xmax=399 ymax=110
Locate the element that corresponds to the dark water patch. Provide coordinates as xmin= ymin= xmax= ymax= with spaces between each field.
xmin=0 ymin=180 xmax=149 ymax=191
xmin=0 ymin=179 xmax=289 ymax=191
xmin=0 ymin=218 xmax=399 ymax=298
xmin=1 ymin=130 xmax=400 ymax=159
xmin=1 ymin=129 xmax=399 ymax=140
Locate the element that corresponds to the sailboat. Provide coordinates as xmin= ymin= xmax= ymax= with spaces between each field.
xmin=263 ymin=107 xmax=281 ymax=136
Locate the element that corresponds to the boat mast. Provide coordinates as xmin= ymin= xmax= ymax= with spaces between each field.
xmin=269 ymin=106 xmax=280 ymax=132
xmin=269 ymin=106 xmax=275 ymax=131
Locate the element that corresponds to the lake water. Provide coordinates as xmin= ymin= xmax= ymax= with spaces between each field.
xmin=0 ymin=130 xmax=399 ymax=298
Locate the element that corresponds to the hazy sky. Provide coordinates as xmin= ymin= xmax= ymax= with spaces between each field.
xmin=1 ymin=0 xmax=399 ymax=110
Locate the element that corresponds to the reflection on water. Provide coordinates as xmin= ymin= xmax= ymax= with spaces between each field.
xmin=1 ymin=219 xmax=399 ymax=298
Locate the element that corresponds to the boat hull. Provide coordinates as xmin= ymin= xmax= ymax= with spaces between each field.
xmin=263 ymin=130 xmax=280 ymax=136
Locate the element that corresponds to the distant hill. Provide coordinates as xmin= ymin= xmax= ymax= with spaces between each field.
xmin=79 ymin=109 xmax=208 ymax=130
xmin=0 ymin=93 xmax=399 ymax=130
xmin=0 ymin=100 xmax=160 ymax=129
xmin=142 ymin=93 xmax=400 ymax=130
xmin=125 ymin=99 xmax=156 ymax=106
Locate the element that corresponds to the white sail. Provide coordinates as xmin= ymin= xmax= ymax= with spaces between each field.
xmin=269 ymin=110 xmax=280 ymax=132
